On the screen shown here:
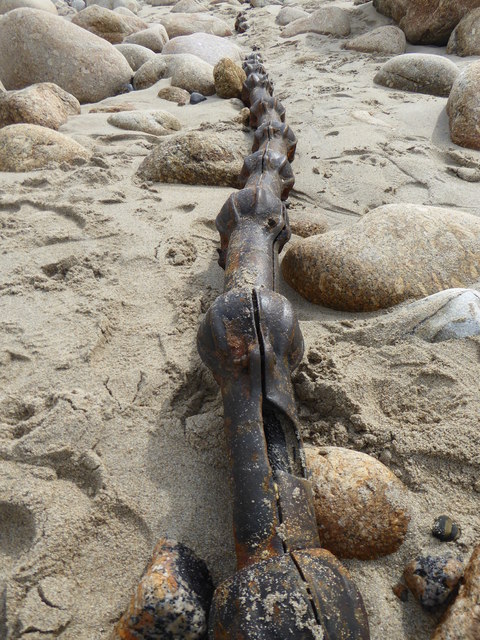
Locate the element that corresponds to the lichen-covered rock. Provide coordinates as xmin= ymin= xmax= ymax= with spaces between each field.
xmin=107 ymin=109 xmax=181 ymax=135
xmin=111 ymin=538 xmax=214 ymax=640
xmin=447 ymin=61 xmax=480 ymax=151
xmin=275 ymin=6 xmax=308 ymax=26
xmin=123 ymin=24 xmax=169 ymax=52
xmin=373 ymin=0 xmax=480 ymax=45
xmin=374 ymin=54 xmax=459 ymax=97
xmin=114 ymin=43 xmax=156 ymax=70
xmin=0 ymin=0 xmax=57 ymax=13
xmin=432 ymin=545 xmax=480 ymax=640
xmin=157 ymin=12 xmax=232 ymax=38
xmin=213 ymin=58 xmax=245 ymax=99
xmin=305 ymin=446 xmax=410 ymax=560
xmin=162 ymin=32 xmax=243 ymax=66
xmin=447 ymin=8 xmax=480 ymax=56
xmin=282 ymin=7 xmax=350 ymax=38
xmin=344 ymin=25 xmax=406 ymax=55
xmin=157 ymin=85 xmax=190 ymax=104
xmin=137 ymin=129 xmax=250 ymax=187
xmin=281 ymin=204 xmax=480 ymax=311
xmin=0 ymin=124 xmax=89 ymax=171
xmin=0 ymin=8 xmax=133 ymax=103
xmin=404 ymin=555 xmax=464 ymax=609
xmin=0 ymin=83 xmax=80 ymax=130
xmin=71 ymin=4 xmax=147 ymax=44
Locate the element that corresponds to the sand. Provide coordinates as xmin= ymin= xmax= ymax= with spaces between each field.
xmin=0 ymin=0 xmax=479 ymax=638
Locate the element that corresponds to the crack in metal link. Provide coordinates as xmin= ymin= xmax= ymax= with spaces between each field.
xmin=197 ymin=51 xmax=371 ymax=640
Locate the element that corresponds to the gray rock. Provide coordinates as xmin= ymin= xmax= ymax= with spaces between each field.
xmin=114 ymin=43 xmax=156 ymax=71
xmin=275 ymin=6 xmax=308 ymax=26
xmin=162 ymin=32 xmax=242 ymax=65
xmin=157 ymin=12 xmax=232 ymax=38
xmin=447 ymin=61 xmax=480 ymax=151
xmin=107 ymin=109 xmax=181 ymax=135
xmin=0 ymin=0 xmax=57 ymax=13
xmin=133 ymin=55 xmax=169 ymax=89
xmin=410 ymin=289 xmax=480 ymax=342
xmin=71 ymin=4 xmax=147 ymax=44
xmin=123 ymin=24 xmax=169 ymax=52
xmin=72 ymin=0 xmax=85 ymax=8
xmin=344 ymin=25 xmax=406 ymax=55
xmin=87 ymin=0 xmax=139 ymax=11
xmin=169 ymin=53 xmax=215 ymax=95
xmin=170 ymin=0 xmax=207 ymax=12
xmin=113 ymin=6 xmax=136 ymax=15
xmin=374 ymin=53 xmax=459 ymax=97
xmin=282 ymin=7 xmax=350 ymax=38
xmin=0 ymin=8 xmax=133 ymax=103
xmin=447 ymin=8 xmax=480 ymax=56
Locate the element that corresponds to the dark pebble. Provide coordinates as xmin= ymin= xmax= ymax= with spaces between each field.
xmin=190 ymin=92 xmax=207 ymax=104
xmin=432 ymin=515 xmax=461 ymax=542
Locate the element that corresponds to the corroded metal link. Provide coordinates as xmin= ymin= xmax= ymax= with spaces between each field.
xmin=197 ymin=53 xmax=371 ymax=640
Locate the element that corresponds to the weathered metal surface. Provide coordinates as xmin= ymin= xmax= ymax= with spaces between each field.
xmin=197 ymin=51 xmax=371 ymax=639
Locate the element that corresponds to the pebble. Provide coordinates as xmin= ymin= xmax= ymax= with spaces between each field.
xmin=189 ymin=92 xmax=206 ymax=104
xmin=344 ymin=25 xmax=406 ymax=55
xmin=374 ymin=53 xmax=459 ymax=97
xmin=114 ymin=43 xmax=156 ymax=71
xmin=112 ymin=538 xmax=214 ymax=640
xmin=372 ymin=0 xmax=475 ymax=45
xmin=213 ymin=57 xmax=246 ymax=99
xmin=404 ymin=554 xmax=464 ymax=609
xmin=0 ymin=82 xmax=80 ymax=130
xmin=275 ymin=6 xmax=308 ymax=26
xmin=157 ymin=12 xmax=232 ymax=38
xmin=432 ymin=545 xmax=480 ymax=640
xmin=137 ymin=129 xmax=250 ymax=187
xmin=432 ymin=516 xmax=461 ymax=542
xmin=162 ymin=32 xmax=243 ymax=66
xmin=0 ymin=8 xmax=133 ymax=103
xmin=411 ymin=289 xmax=480 ymax=342
xmin=107 ymin=109 xmax=181 ymax=135
xmin=71 ymin=4 xmax=147 ymax=44
xmin=281 ymin=204 xmax=480 ymax=311
xmin=447 ymin=8 xmax=480 ymax=56
xmin=305 ymin=446 xmax=411 ymax=560
xmin=0 ymin=0 xmax=57 ymax=12
xmin=123 ymin=24 xmax=169 ymax=52
xmin=282 ymin=7 xmax=351 ymax=38
xmin=0 ymin=123 xmax=90 ymax=171
xmin=447 ymin=61 xmax=480 ymax=151
xmin=157 ymin=85 xmax=190 ymax=104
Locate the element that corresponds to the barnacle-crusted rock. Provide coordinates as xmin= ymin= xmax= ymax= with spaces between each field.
xmin=404 ymin=554 xmax=464 ymax=609
xmin=71 ymin=4 xmax=147 ymax=44
xmin=447 ymin=61 xmax=480 ymax=151
xmin=344 ymin=25 xmax=406 ymax=55
xmin=374 ymin=54 xmax=459 ymax=97
xmin=213 ymin=58 xmax=246 ymax=99
xmin=137 ymin=128 xmax=249 ymax=187
xmin=281 ymin=204 xmax=480 ymax=311
xmin=305 ymin=446 xmax=410 ymax=559
xmin=0 ymin=83 xmax=80 ymax=130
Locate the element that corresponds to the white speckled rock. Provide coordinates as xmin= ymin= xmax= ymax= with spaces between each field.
xmin=275 ymin=5 xmax=308 ymax=26
xmin=71 ymin=4 xmax=147 ymax=44
xmin=0 ymin=8 xmax=133 ymax=103
xmin=344 ymin=25 xmax=406 ymax=54
xmin=157 ymin=13 xmax=232 ymax=38
xmin=162 ymin=32 xmax=242 ymax=66
xmin=0 ymin=123 xmax=90 ymax=171
xmin=115 ymin=43 xmax=156 ymax=70
xmin=123 ymin=24 xmax=169 ymax=52
xmin=0 ymin=0 xmax=56 ymax=12
xmin=282 ymin=7 xmax=350 ymax=38
xmin=447 ymin=8 xmax=480 ymax=56
xmin=374 ymin=53 xmax=459 ymax=97
xmin=108 ymin=109 xmax=181 ymax=135
xmin=447 ymin=61 xmax=480 ymax=151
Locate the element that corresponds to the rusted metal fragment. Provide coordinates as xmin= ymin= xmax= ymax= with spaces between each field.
xmin=240 ymin=148 xmax=295 ymax=200
xmin=249 ymin=96 xmax=286 ymax=129
xmin=275 ymin=471 xmax=320 ymax=551
xmin=253 ymin=121 xmax=297 ymax=162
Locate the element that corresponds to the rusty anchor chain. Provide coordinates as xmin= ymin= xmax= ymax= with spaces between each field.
xmin=197 ymin=52 xmax=371 ymax=640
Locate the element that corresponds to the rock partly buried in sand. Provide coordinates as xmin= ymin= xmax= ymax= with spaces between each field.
xmin=447 ymin=8 xmax=480 ymax=56
xmin=137 ymin=129 xmax=249 ymax=187
xmin=404 ymin=555 xmax=464 ymax=609
xmin=157 ymin=85 xmax=190 ymax=104
xmin=0 ymin=9 xmax=133 ymax=103
xmin=114 ymin=43 xmax=156 ymax=70
xmin=71 ymin=4 xmax=147 ymax=44
xmin=288 ymin=210 xmax=328 ymax=238
xmin=432 ymin=545 xmax=480 ymax=640
xmin=111 ymin=538 xmax=214 ymax=640
xmin=281 ymin=204 xmax=480 ymax=311
xmin=0 ymin=83 xmax=80 ymax=130
xmin=282 ymin=7 xmax=351 ymax=38
xmin=170 ymin=0 xmax=207 ymax=12
xmin=214 ymin=58 xmax=246 ymax=99
xmin=107 ymin=109 xmax=181 ymax=135
xmin=123 ymin=24 xmax=169 ymax=52
xmin=0 ymin=0 xmax=56 ymax=13
xmin=374 ymin=54 xmax=459 ymax=97
xmin=275 ymin=6 xmax=308 ymax=26
xmin=170 ymin=53 xmax=215 ymax=95
xmin=372 ymin=0 xmax=480 ymax=45
xmin=447 ymin=61 xmax=480 ymax=151
xmin=0 ymin=123 xmax=89 ymax=171
xmin=344 ymin=25 xmax=406 ymax=55
xmin=410 ymin=289 xmax=480 ymax=342
xmin=162 ymin=32 xmax=243 ymax=66
xmin=305 ymin=446 xmax=410 ymax=560
xmin=158 ymin=12 xmax=232 ymax=38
